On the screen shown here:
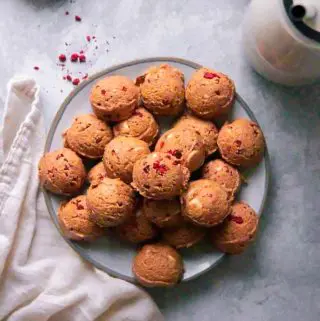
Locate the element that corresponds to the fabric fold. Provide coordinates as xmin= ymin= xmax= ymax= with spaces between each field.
xmin=0 ymin=76 xmax=163 ymax=321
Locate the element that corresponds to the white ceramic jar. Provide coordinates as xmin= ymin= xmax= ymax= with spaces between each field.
xmin=243 ymin=0 xmax=320 ymax=85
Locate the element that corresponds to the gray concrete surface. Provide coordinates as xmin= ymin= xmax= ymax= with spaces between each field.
xmin=0 ymin=0 xmax=319 ymax=320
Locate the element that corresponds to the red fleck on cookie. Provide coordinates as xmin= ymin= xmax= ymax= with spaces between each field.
xmin=211 ymin=202 xmax=259 ymax=254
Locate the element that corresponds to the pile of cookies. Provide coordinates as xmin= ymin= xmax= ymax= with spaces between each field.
xmin=38 ymin=64 xmax=265 ymax=287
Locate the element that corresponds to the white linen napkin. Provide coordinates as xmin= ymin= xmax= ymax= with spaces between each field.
xmin=0 ymin=76 xmax=163 ymax=321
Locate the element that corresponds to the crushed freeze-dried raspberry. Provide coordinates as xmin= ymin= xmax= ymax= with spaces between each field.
xmin=167 ymin=149 xmax=182 ymax=159
xmin=70 ymin=53 xmax=79 ymax=62
xmin=203 ymin=72 xmax=220 ymax=79
xmin=59 ymin=54 xmax=66 ymax=62
xmin=72 ymin=78 xmax=80 ymax=86
xmin=228 ymin=215 xmax=244 ymax=224
xmin=101 ymin=89 xmax=106 ymax=95
xmin=159 ymin=141 xmax=164 ymax=149
xmin=33 ymin=66 xmax=39 ymax=70
xmin=79 ymin=54 xmax=86 ymax=63
xmin=75 ymin=15 xmax=82 ymax=22
xmin=66 ymin=75 xmax=72 ymax=81
xmin=86 ymin=35 xmax=91 ymax=42
xmin=82 ymin=74 xmax=88 ymax=80
xmin=135 ymin=75 xmax=145 ymax=86
xmin=153 ymin=161 xmax=168 ymax=175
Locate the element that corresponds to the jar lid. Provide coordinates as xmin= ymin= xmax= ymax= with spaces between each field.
xmin=283 ymin=0 xmax=320 ymax=43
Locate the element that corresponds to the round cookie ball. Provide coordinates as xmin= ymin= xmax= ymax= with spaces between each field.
xmin=87 ymin=177 xmax=136 ymax=227
xmin=132 ymin=152 xmax=190 ymax=200
xmin=87 ymin=162 xmax=108 ymax=184
xmin=132 ymin=243 xmax=184 ymax=287
xmin=58 ymin=195 xmax=104 ymax=241
xmin=113 ymin=108 xmax=159 ymax=146
xmin=202 ymin=159 xmax=241 ymax=200
xmin=103 ymin=136 xmax=150 ymax=184
xmin=155 ymin=128 xmax=206 ymax=172
xmin=186 ymin=68 xmax=235 ymax=119
xmin=181 ymin=179 xmax=231 ymax=227
xmin=174 ymin=113 xmax=219 ymax=155
xmin=136 ymin=64 xmax=185 ymax=116
xmin=38 ymin=148 xmax=86 ymax=196
xmin=162 ymin=223 xmax=206 ymax=249
xmin=64 ymin=114 xmax=113 ymax=159
xmin=211 ymin=202 xmax=259 ymax=254
xmin=217 ymin=118 xmax=265 ymax=167
xmin=143 ymin=198 xmax=183 ymax=228
xmin=90 ymin=75 xmax=139 ymax=122
xmin=115 ymin=207 xmax=158 ymax=244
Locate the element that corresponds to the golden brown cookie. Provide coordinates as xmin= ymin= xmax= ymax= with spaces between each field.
xmin=174 ymin=113 xmax=219 ymax=155
xmin=202 ymin=159 xmax=241 ymax=200
xmin=136 ymin=64 xmax=185 ymax=116
xmin=132 ymin=243 xmax=184 ymax=287
xmin=115 ymin=208 xmax=158 ymax=243
xmin=162 ymin=223 xmax=206 ymax=249
xmin=103 ymin=136 xmax=150 ymax=184
xmin=113 ymin=108 xmax=159 ymax=146
xmin=58 ymin=195 xmax=104 ymax=241
xmin=186 ymin=68 xmax=235 ymax=119
xmin=155 ymin=128 xmax=206 ymax=172
xmin=38 ymin=148 xmax=86 ymax=196
xmin=211 ymin=202 xmax=259 ymax=254
xmin=87 ymin=177 xmax=136 ymax=227
xmin=64 ymin=114 xmax=113 ymax=159
xmin=181 ymin=179 xmax=231 ymax=227
xmin=132 ymin=152 xmax=190 ymax=200
xmin=217 ymin=118 xmax=265 ymax=168
xmin=87 ymin=162 xmax=108 ymax=184
xmin=142 ymin=198 xmax=183 ymax=228
xmin=90 ymin=75 xmax=139 ymax=122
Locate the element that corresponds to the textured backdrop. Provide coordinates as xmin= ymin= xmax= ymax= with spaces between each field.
xmin=0 ymin=0 xmax=319 ymax=320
